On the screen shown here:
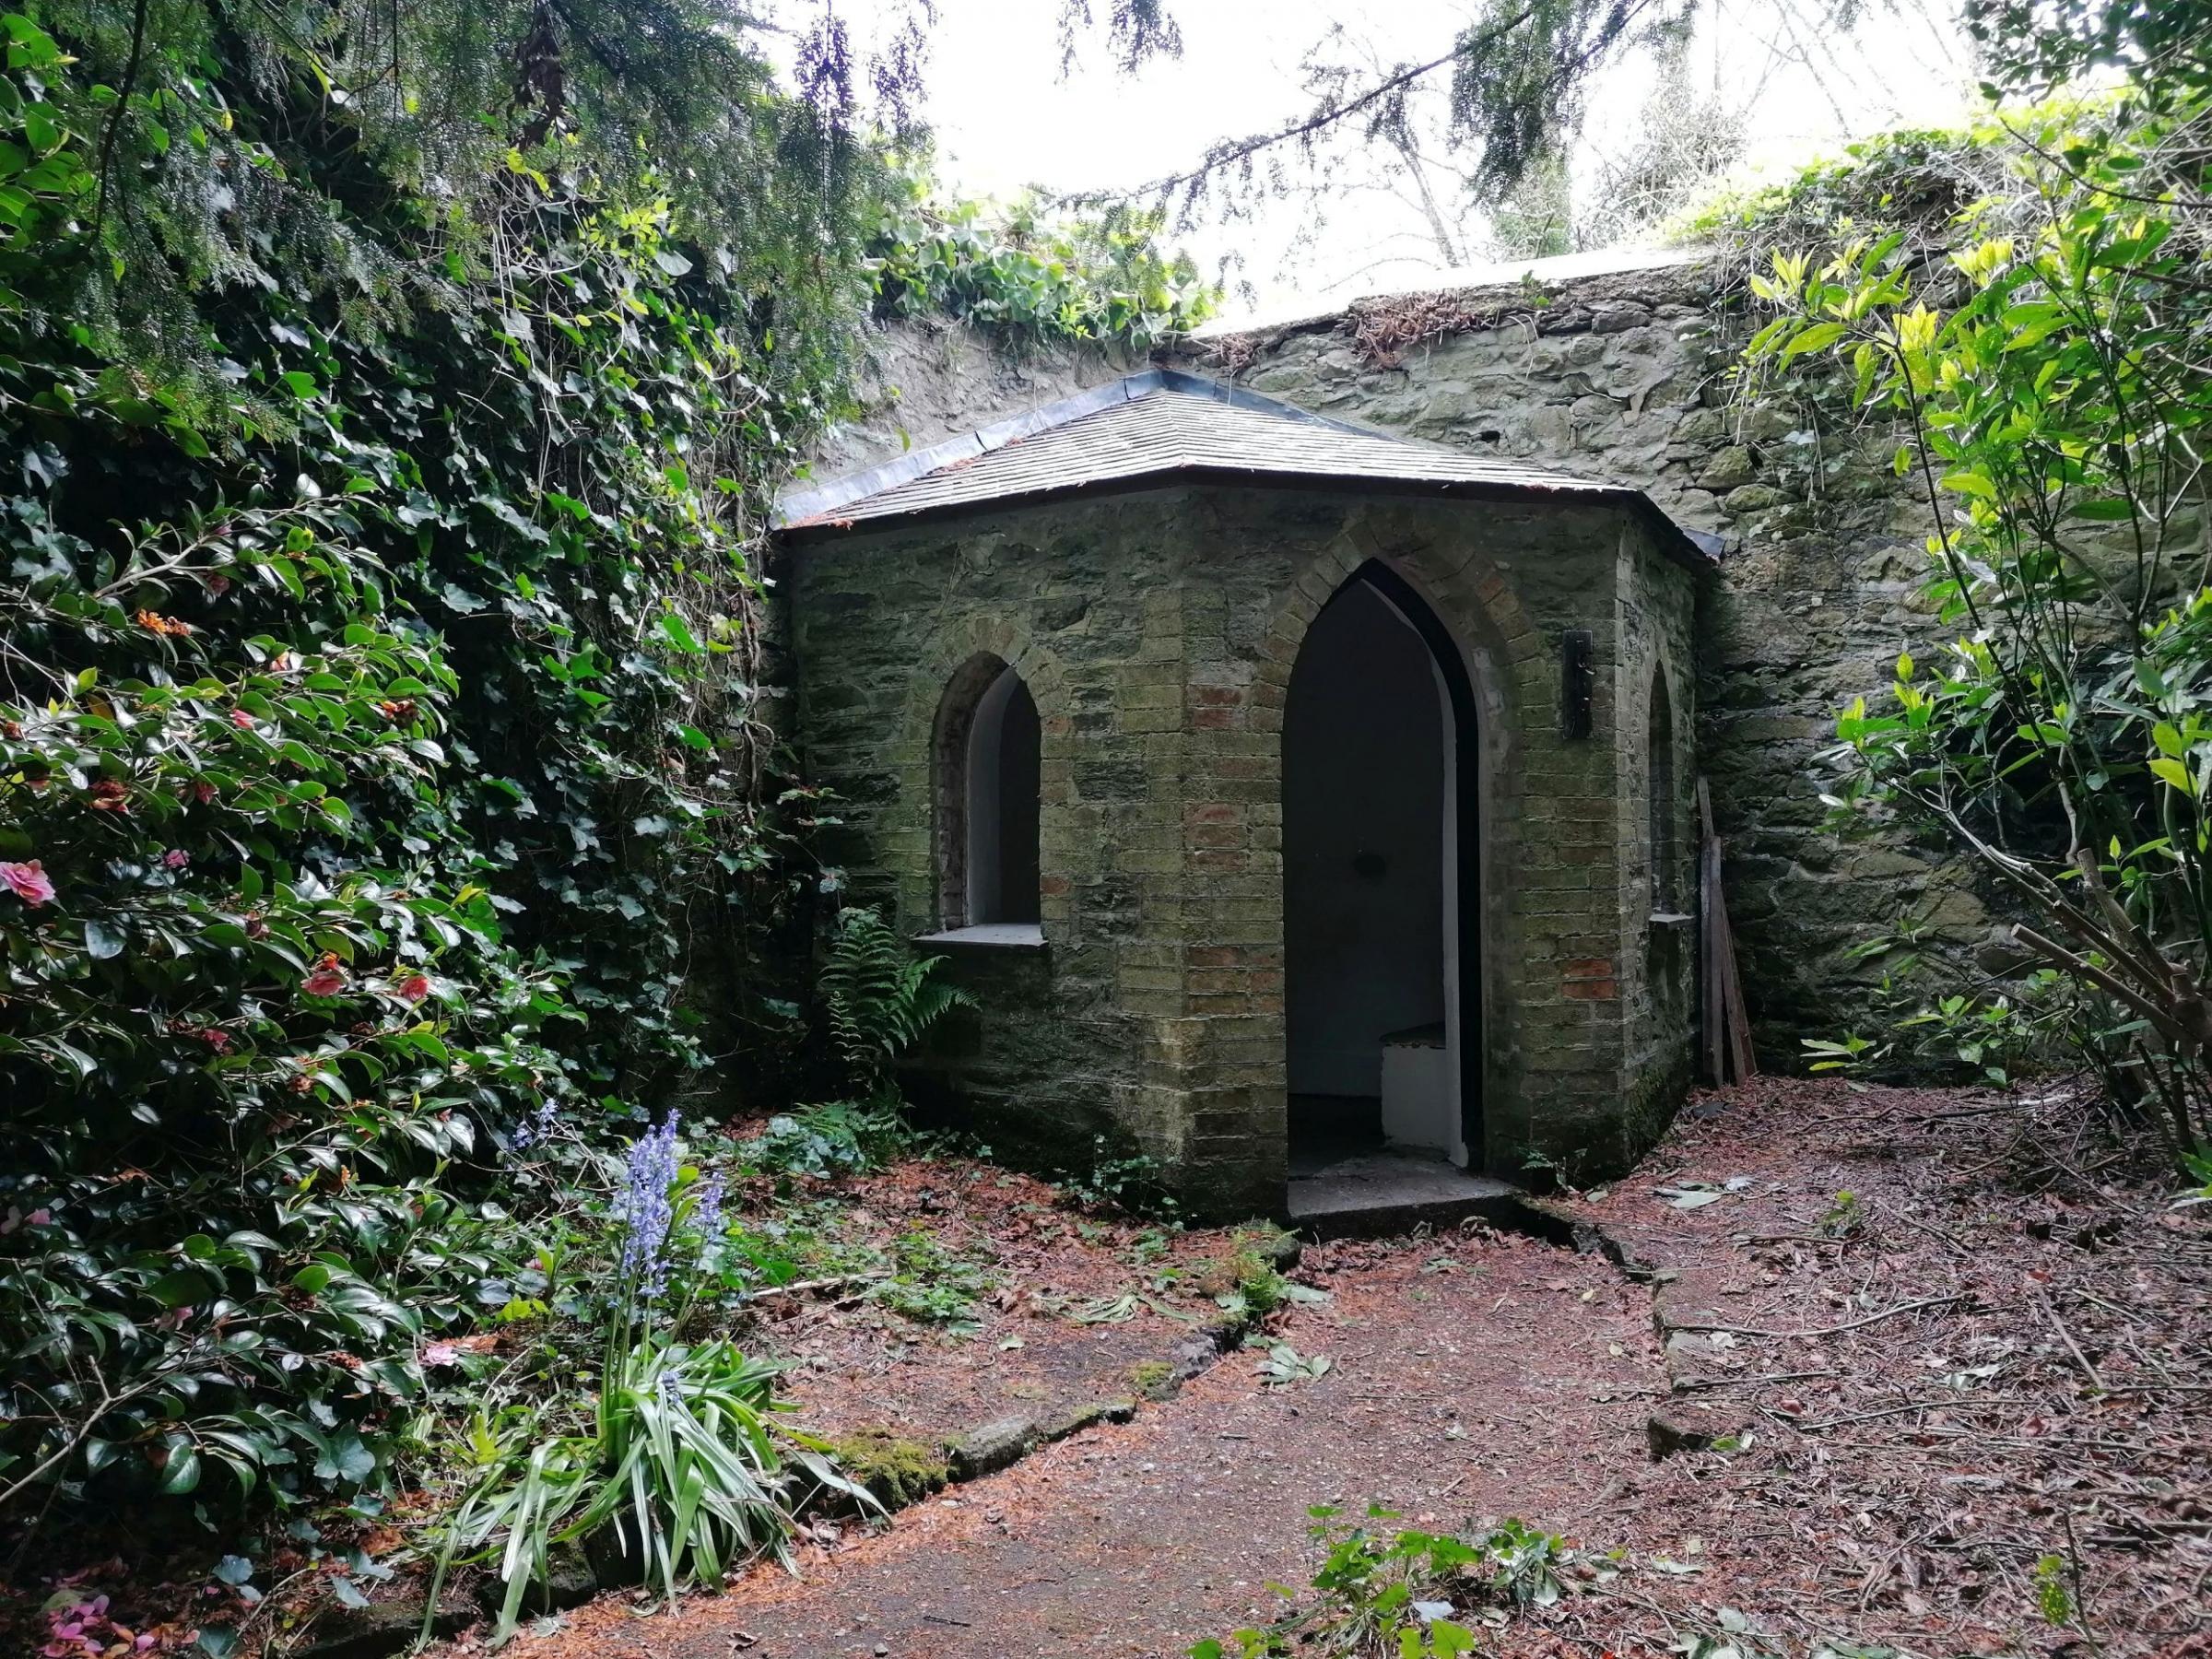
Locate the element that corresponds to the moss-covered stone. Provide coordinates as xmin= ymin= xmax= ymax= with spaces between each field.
xmin=1127 ymin=1359 xmax=1178 ymax=1399
xmin=830 ymin=1428 xmax=951 ymax=1510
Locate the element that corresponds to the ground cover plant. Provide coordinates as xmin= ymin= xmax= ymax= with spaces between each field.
xmin=495 ymin=1074 xmax=2207 ymax=1659
xmin=1190 ymin=1507 xmax=1583 ymax=1658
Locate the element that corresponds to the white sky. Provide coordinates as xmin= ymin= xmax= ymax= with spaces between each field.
xmin=801 ymin=1 xmax=1980 ymax=324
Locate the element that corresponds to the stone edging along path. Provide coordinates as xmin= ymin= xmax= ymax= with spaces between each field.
xmin=1520 ymin=1194 xmax=1757 ymax=1459
xmin=299 ymin=1232 xmax=1309 ymax=1658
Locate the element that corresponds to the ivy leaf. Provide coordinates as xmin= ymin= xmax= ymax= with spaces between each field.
xmin=83 ymin=919 xmax=125 ymax=959
xmin=312 ymin=1430 xmax=377 ymax=1486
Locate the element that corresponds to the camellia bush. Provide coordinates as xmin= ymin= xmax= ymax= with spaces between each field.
xmin=0 ymin=5 xmax=815 ymax=1520
xmin=1741 ymin=48 xmax=2211 ymax=1168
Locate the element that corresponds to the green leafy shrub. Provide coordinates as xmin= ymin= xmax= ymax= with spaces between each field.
xmin=1740 ymin=77 xmax=2212 ymax=1167
xmin=0 ymin=2 xmax=856 ymax=1525
xmin=747 ymin=1100 xmax=914 ymax=1180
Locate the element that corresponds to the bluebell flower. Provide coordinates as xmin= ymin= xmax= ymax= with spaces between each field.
xmin=512 ymin=1099 xmax=559 ymax=1150
xmin=616 ymin=1112 xmax=682 ymax=1302
xmin=693 ymin=1171 xmax=727 ymax=1251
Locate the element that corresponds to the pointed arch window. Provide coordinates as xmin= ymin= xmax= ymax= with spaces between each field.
xmin=935 ymin=656 xmax=1041 ymax=932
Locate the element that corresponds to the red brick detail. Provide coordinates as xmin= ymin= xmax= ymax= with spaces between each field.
xmin=1561 ymin=956 xmax=1618 ymax=1000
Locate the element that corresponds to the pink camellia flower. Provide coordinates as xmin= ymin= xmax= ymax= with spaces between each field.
xmin=194 ymin=781 xmax=217 ymax=805
xmin=397 ymin=973 xmax=431 ymax=1003
xmin=2 ymin=860 xmax=56 ymax=907
xmin=302 ymin=952 xmax=348 ymax=997
xmin=163 ymin=848 xmax=190 ymax=870
xmin=229 ymin=708 xmax=254 ymax=729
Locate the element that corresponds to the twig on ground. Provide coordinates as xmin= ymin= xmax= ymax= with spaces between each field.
xmin=1672 ymin=1294 xmax=1967 ymax=1340
xmin=2033 ymin=1287 xmax=2108 ymax=1392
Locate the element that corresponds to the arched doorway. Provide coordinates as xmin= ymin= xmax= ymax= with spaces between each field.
xmin=1283 ymin=563 xmax=1478 ymax=1174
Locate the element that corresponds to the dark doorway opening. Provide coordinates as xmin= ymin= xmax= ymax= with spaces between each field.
xmin=1283 ymin=564 xmax=1479 ymax=1184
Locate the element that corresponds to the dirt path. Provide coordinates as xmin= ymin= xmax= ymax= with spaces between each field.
xmin=506 ymin=1227 xmax=1662 ymax=1659
xmin=465 ymin=1079 xmax=2212 ymax=1659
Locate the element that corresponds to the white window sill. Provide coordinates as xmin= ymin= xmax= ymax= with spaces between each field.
xmin=915 ymin=924 xmax=1048 ymax=950
xmin=1649 ymin=911 xmax=1695 ymax=926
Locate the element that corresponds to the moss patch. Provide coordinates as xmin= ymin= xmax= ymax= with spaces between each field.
xmin=829 ymin=1428 xmax=951 ymax=1510
xmin=1127 ymin=1359 xmax=1177 ymax=1400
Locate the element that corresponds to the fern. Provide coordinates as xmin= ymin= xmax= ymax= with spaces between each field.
xmin=820 ymin=909 xmax=975 ymax=1098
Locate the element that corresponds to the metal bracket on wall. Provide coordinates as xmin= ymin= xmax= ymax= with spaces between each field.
xmin=1559 ymin=628 xmax=1594 ymax=740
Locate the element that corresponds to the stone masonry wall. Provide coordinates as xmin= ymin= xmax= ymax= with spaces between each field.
xmin=788 ymin=490 xmax=1195 ymax=1184
xmin=1618 ymin=527 xmax=1701 ymax=1142
xmin=1183 ymin=268 xmax=1993 ymax=1062
xmin=807 ymin=256 xmax=1994 ymax=1062
xmin=786 ymin=481 xmax=1699 ymax=1214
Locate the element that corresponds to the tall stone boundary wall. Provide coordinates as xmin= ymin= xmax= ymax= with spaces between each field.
xmin=803 ymin=267 xmax=2000 ymax=1063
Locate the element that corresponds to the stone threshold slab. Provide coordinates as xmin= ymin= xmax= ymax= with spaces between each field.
xmin=1288 ymin=1150 xmax=1525 ymax=1239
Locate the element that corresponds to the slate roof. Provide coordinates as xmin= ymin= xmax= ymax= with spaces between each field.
xmin=777 ymin=370 xmax=1718 ymax=567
